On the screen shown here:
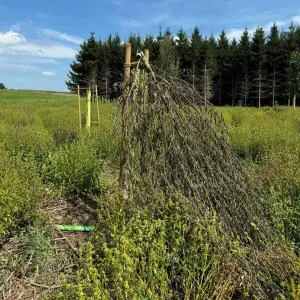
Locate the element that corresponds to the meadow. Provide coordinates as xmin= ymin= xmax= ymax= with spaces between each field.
xmin=0 ymin=90 xmax=299 ymax=299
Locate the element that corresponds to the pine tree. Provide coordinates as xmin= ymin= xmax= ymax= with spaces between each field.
xmin=67 ymin=25 xmax=300 ymax=107
xmin=216 ymin=31 xmax=230 ymax=105
xmin=291 ymin=51 xmax=300 ymax=108
xmin=267 ymin=23 xmax=282 ymax=106
xmin=107 ymin=33 xmax=124 ymax=99
xmin=144 ymin=35 xmax=160 ymax=65
xmin=202 ymin=35 xmax=217 ymax=104
xmin=98 ymin=40 xmax=111 ymax=100
xmin=129 ymin=33 xmax=143 ymax=58
xmin=239 ymin=29 xmax=251 ymax=106
xmin=66 ymin=32 xmax=99 ymax=92
xmin=190 ymin=27 xmax=203 ymax=89
xmin=251 ymin=27 xmax=267 ymax=107
xmin=282 ymin=23 xmax=297 ymax=105
xmin=176 ymin=27 xmax=191 ymax=81
xmin=228 ymin=38 xmax=240 ymax=105
xmin=295 ymin=26 xmax=300 ymax=51
xmin=157 ymin=29 xmax=179 ymax=77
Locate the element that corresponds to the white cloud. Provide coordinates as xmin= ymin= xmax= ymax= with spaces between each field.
xmin=0 ymin=58 xmax=42 ymax=72
xmin=39 ymin=28 xmax=83 ymax=44
xmin=227 ymin=28 xmax=256 ymax=41
xmin=0 ymin=31 xmax=26 ymax=44
xmin=7 ymin=43 xmax=77 ymax=58
xmin=0 ymin=29 xmax=76 ymax=77
xmin=226 ymin=15 xmax=300 ymax=41
xmin=292 ymin=16 xmax=300 ymax=25
xmin=41 ymin=71 xmax=55 ymax=76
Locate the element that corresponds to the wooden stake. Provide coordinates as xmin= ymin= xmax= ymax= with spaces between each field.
xmin=125 ymin=43 xmax=131 ymax=81
xmin=86 ymin=87 xmax=91 ymax=128
xmin=77 ymin=85 xmax=82 ymax=131
xmin=96 ymin=85 xmax=100 ymax=127
xmin=145 ymin=49 xmax=149 ymax=64
xmin=119 ymin=43 xmax=131 ymax=186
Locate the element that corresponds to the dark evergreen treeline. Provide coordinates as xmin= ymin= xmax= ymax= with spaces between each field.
xmin=67 ymin=24 xmax=300 ymax=106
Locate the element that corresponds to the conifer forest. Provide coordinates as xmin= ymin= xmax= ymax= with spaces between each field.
xmin=67 ymin=23 xmax=300 ymax=107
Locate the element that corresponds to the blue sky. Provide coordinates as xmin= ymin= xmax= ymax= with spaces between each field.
xmin=0 ymin=0 xmax=300 ymax=91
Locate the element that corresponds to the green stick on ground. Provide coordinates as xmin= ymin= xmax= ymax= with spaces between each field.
xmin=55 ymin=225 xmax=95 ymax=232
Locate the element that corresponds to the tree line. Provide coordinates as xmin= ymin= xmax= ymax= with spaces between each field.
xmin=67 ymin=24 xmax=300 ymax=106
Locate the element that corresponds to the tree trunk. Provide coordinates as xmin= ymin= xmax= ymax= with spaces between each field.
xmin=272 ymin=64 xmax=276 ymax=107
xmin=288 ymin=58 xmax=292 ymax=106
xmin=105 ymin=72 xmax=108 ymax=101
xmin=204 ymin=61 xmax=207 ymax=105
xmin=192 ymin=61 xmax=195 ymax=89
xmin=245 ymin=67 xmax=248 ymax=107
xmin=218 ymin=75 xmax=222 ymax=106
xmin=231 ymin=76 xmax=234 ymax=106
xmin=258 ymin=60 xmax=262 ymax=108
xmin=293 ymin=93 xmax=296 ymax=109
xmin=231 ymin=73 xmax=239 ymax=106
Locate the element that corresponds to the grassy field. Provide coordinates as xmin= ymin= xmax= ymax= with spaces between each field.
xmin=0 ymin=90 xmax=299 ymax=299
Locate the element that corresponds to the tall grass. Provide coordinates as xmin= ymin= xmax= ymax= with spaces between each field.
xmin=219 ymin=106 xmax=300 ymax=252
xmin=0 ymin=91 xmax=118 ymax=242
xmin=0 ymin=91 xmax=299 ymax=298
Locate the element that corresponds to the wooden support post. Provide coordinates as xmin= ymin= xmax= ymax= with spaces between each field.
xmin=125 ymin=43 xmax=131 ymax=81
xmin=119 ymin=43 xmax=131 ymax=186
xmin=86 ymin=87 xmax=91 ymax=128
xmin=96 ymin=85 xmax=100 ymax=127
xmin=77 ymin=85 xmax=82 ymax=131
xmin=145 ymin=49 xmax=149 ymax=63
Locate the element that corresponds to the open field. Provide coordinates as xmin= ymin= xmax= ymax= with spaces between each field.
xmin=0 ymin=91 xmax=299 ymax=299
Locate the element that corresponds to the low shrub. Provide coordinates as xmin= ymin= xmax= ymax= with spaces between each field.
xmin=0 ymin=121 xmax=55 ymax=167
xmin=43 ymin=139 xmax=104 ymax=195
xmin=52 ymin=192 xmax=299 ymax=299
xmin=0 ymin=149 xmax=43 ymax=242
xmin=53 ymin=193 xmax=237 ymax=299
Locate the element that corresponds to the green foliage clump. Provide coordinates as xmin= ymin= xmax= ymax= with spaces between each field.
xmin=0 ymin=149 xmax=43 ymax=242
xmin=53 ymin=192 xmax=299 ymax=299
xmin=0 ymin=121 xmax=55 ymax=166
xmin=53 ymin=193 xmax=241 ymax=299
xmin=43 ymin=139 xmax=104 ymax=195
xmin=18 ymin=220 xmax=53 ymax=274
